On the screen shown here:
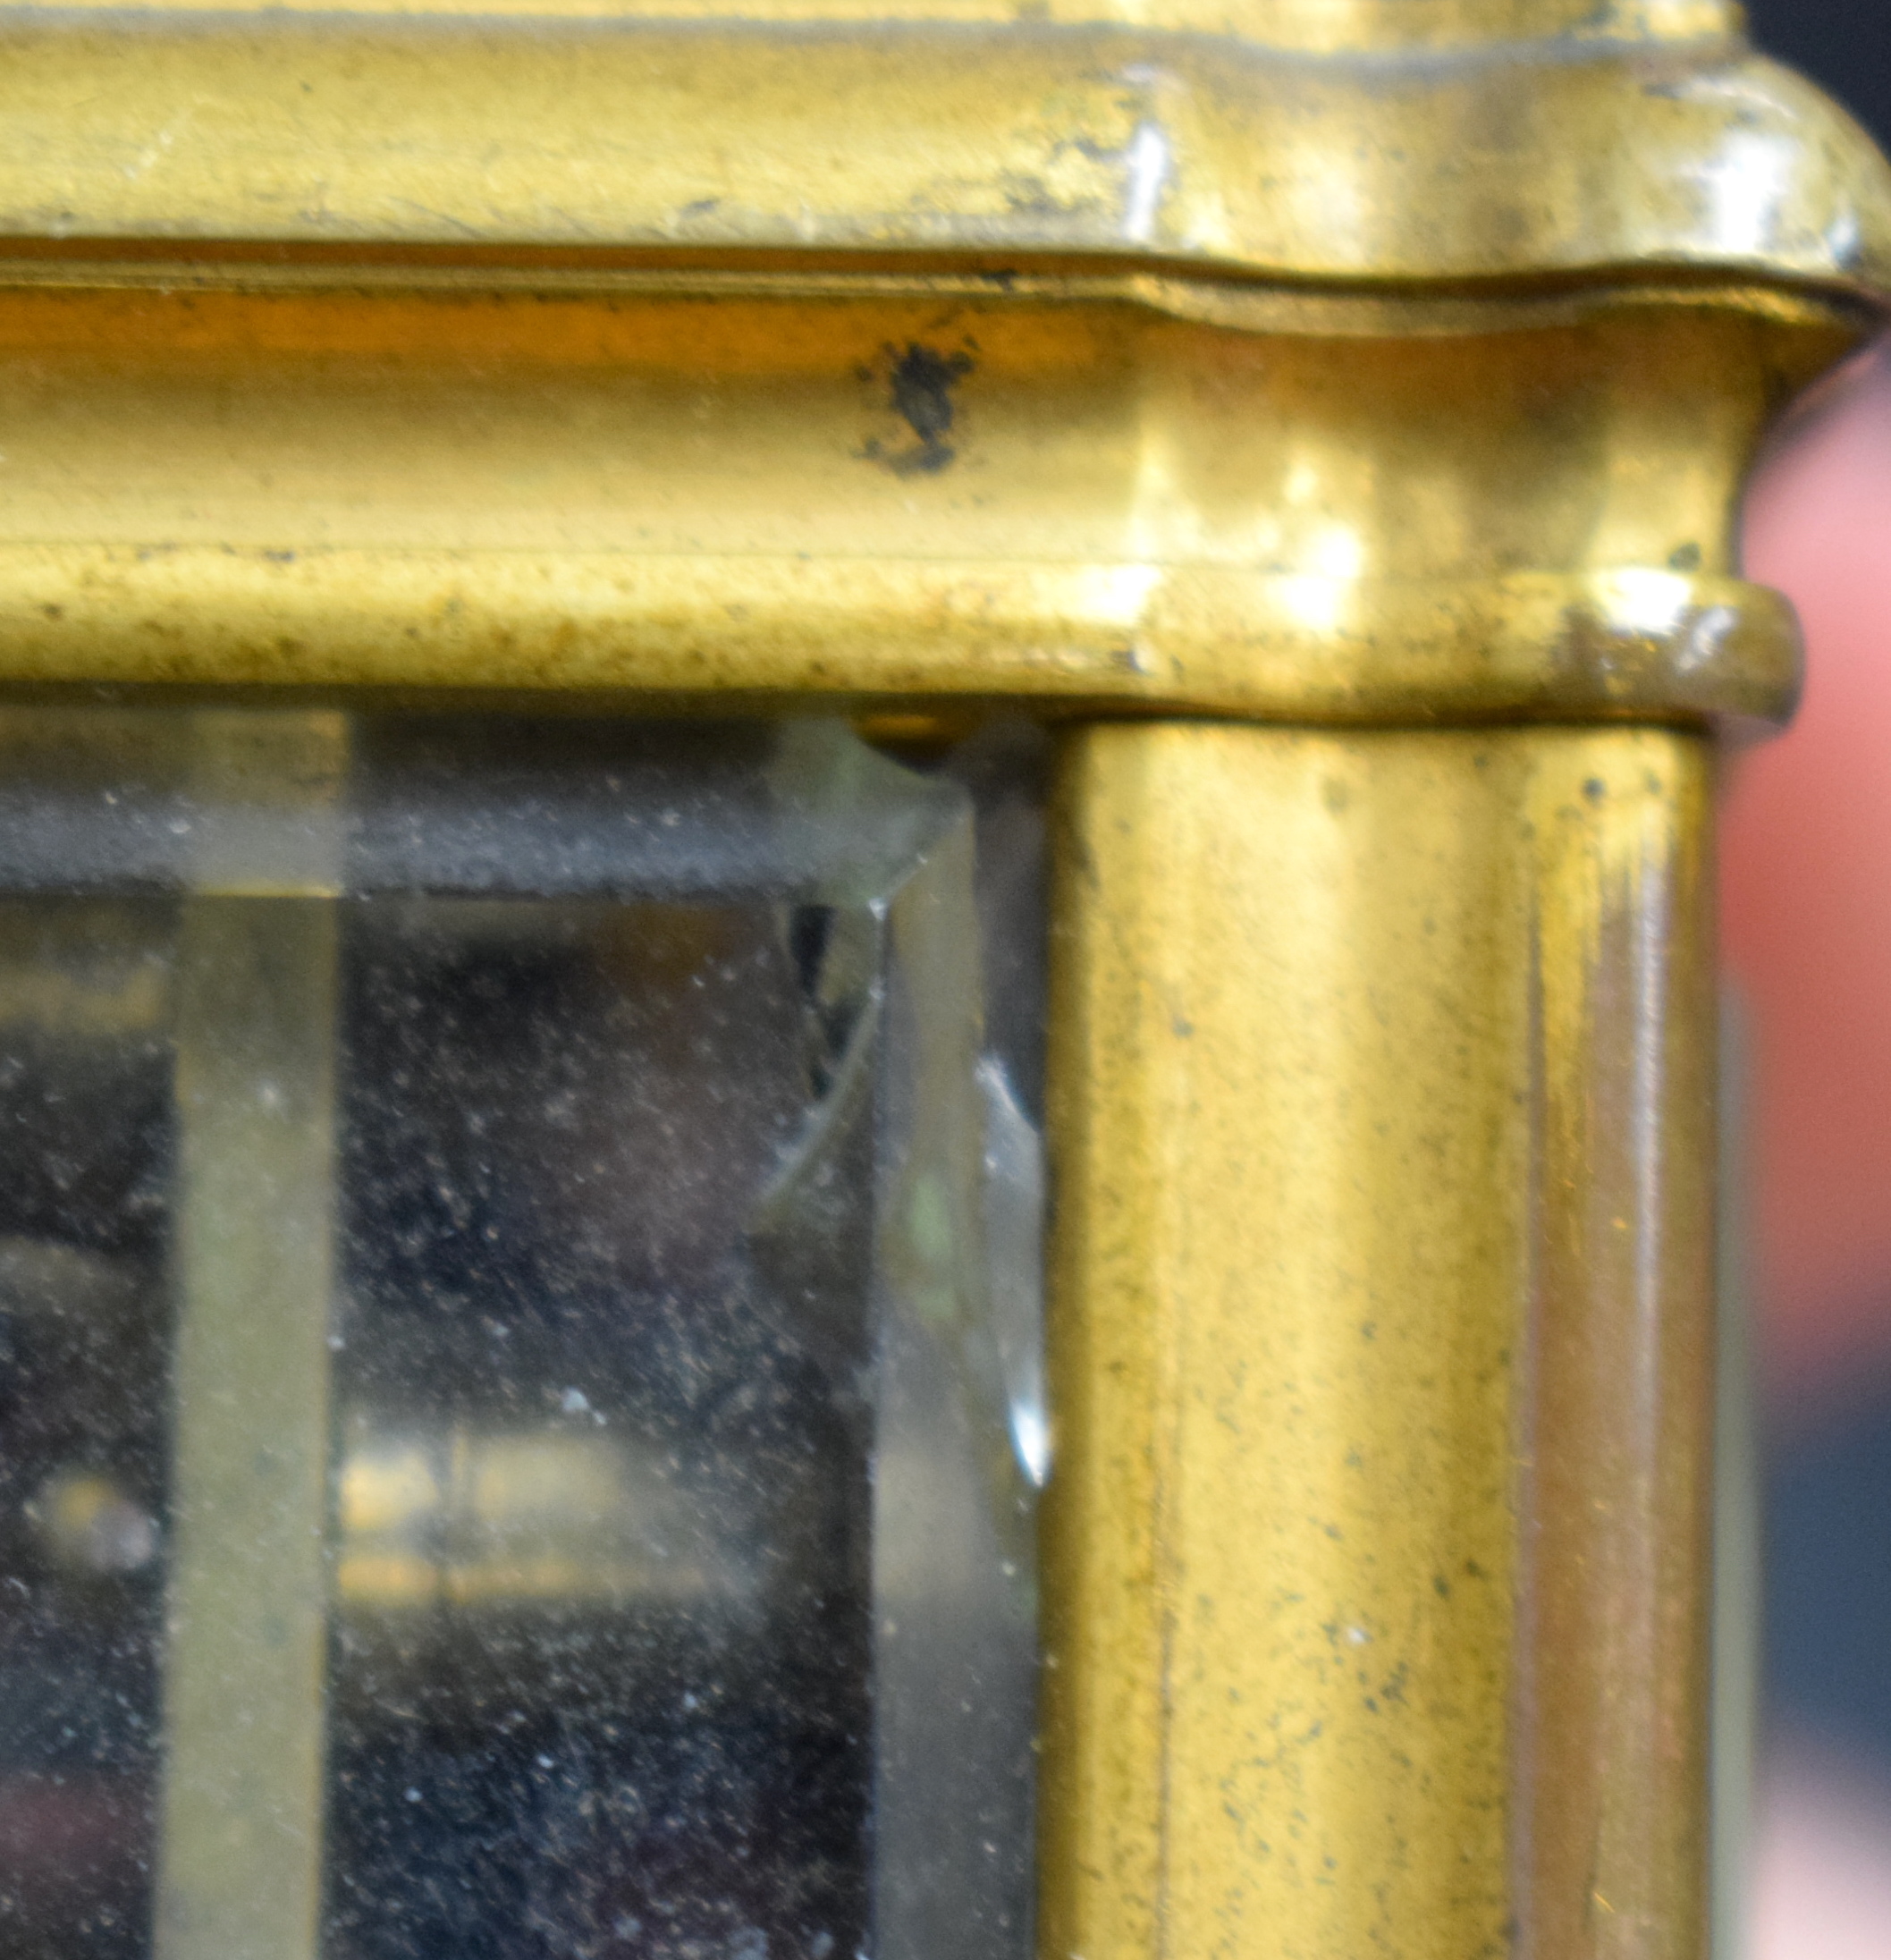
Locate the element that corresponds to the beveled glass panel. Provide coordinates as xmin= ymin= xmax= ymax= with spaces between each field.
xmin=0 ymin=711 xmax=1041 ymax=1960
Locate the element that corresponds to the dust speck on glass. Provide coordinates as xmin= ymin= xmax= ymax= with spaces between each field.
xmin=0 ymin=709 xmax=1044 ymax=1960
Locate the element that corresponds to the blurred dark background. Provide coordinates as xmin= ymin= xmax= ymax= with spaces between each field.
xmin=1747 ymin=0 xmax=1890 ymax=148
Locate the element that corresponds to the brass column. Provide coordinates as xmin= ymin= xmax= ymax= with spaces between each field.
xmin=1043 ymin=727 xmax=1714 ymax=1957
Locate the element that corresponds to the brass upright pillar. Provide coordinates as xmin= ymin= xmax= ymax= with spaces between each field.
xmin=1025 ymin=11 xmax=1889 ymax=1960
xmin=1044 ymin=727 xmax=1715 ymax=1957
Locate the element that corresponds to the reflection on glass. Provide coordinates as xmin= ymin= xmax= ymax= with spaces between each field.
xmin=0 ymin=900 xmax=173 ymax=1960
xmin=0 ymin=714 xmax=1041 ymax=1960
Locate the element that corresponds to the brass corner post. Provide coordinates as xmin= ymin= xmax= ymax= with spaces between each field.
xmin=1019 ymin=8 xmax=1881 ymax=1957
xmin=1043 ymin=727 xmax=1717 ymax=1958
xmin=0 ymin=0 xmax=1885 ymax=1953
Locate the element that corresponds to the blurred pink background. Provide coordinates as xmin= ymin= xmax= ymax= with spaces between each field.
xmin=1729 ymin=342 xmax=1891 ymax=1414
xmin=1726 ymin=339 xmax=1891 ymax=1956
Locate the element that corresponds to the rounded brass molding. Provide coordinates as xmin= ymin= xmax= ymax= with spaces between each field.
xmin=0 ymin=278 xmax=1841 ymax=724
xmin=0 ymin=0 xmax=1738 ymax=50
xmin=0 ymin=20 xmax=1882 ymax=299
xmin=0 ymin=548 xmax=1802 ymax=728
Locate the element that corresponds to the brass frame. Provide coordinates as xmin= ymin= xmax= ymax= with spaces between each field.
xmin=0 ymin=282 xmax=1843 ymax=719
xmin=1046 ymin=723 xmax=1717 ymax=1956
xmin=0 ymin=0 xmax=1886 ymax=1955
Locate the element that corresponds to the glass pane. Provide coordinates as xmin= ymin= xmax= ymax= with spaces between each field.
xmin=0 ymin=897 xmax=174 ymax=1960
xmin=0 ymin=712 xmax=1042 ymax=1960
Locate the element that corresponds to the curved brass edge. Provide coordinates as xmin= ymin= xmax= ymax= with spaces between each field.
xmin=0 ymin=251 xmax=1869 ymax=342
xmin=0 ymin=548 xmax=1799 ymax=726
xmin=0 ymin=0 xmax=1738 ymax=55
xmin=0 ymin=22 xmax=1882 ymax=299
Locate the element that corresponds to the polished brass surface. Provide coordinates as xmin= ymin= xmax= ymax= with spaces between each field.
xmin=1043 ymin=724 xmax=1715 ymax=1959
xmin=0 ymin=0 xmax=1740 ymax=36
xmin=0 ymin=3 xmax=1867 ymax=720
xmin=0 ymin=283 xmax=1847 ymax=721
xmin=0 ymin=13 xmax=1880 ymax=296
xmin=0 ymin=0 xmax=1880 ymax=1950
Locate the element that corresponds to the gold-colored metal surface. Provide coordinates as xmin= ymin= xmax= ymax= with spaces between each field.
xmin=0 ymin=2 xmax=1867 ymax=722
xmin=0 ymin=0 xmax=1878 ymax=1950
xmin=0 ymin=0 xmax=1738 ymax=38
xmin=0 ymin=282 xmax=1846 ymax=720
xmin=1043 ymin=723 xmax=1715 ymax=1959
xmin=0 ymin=13 xmax=1880 ymax=297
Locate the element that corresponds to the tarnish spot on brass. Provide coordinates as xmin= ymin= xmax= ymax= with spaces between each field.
xmin=864 ymin=341 xmax=975 ymax=476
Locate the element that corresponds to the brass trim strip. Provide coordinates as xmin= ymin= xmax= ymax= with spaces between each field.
xmin=156 ymin=897 xmax=340 ymax=1960
xmin=0 ymin=549 xmax=1800 ymax=726
xmin=0 ymin=0 xmax=1740 ymax=50
xmin=0 ymin=253 xmax=1866 ymax=338
xmin=155 ymin=714 xmax=347 ymax=1960
xmin=0 ymin=22 xmax=1878 ymax=297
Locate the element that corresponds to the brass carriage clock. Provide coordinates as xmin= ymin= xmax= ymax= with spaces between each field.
xmin=0 ymin=1 xmax=1881 ymax=1956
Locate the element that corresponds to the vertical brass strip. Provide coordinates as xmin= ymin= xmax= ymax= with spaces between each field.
xmin=1041 ymin=722 xmax=1712 ymax=1960
xmin=156 ymin=713 xmax=347 ymax=1960
xmin=1711 ymin=1004 xmax=1758 ymax=1960
xmin=156 ymin=898 xmax=339 ymax=1960
xmin=1521 ymin=734 xmax=1715 ymax=1957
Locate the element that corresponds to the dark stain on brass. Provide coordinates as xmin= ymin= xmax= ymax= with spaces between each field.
xmin=866 ymin=342 xmax=975 ymax=476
